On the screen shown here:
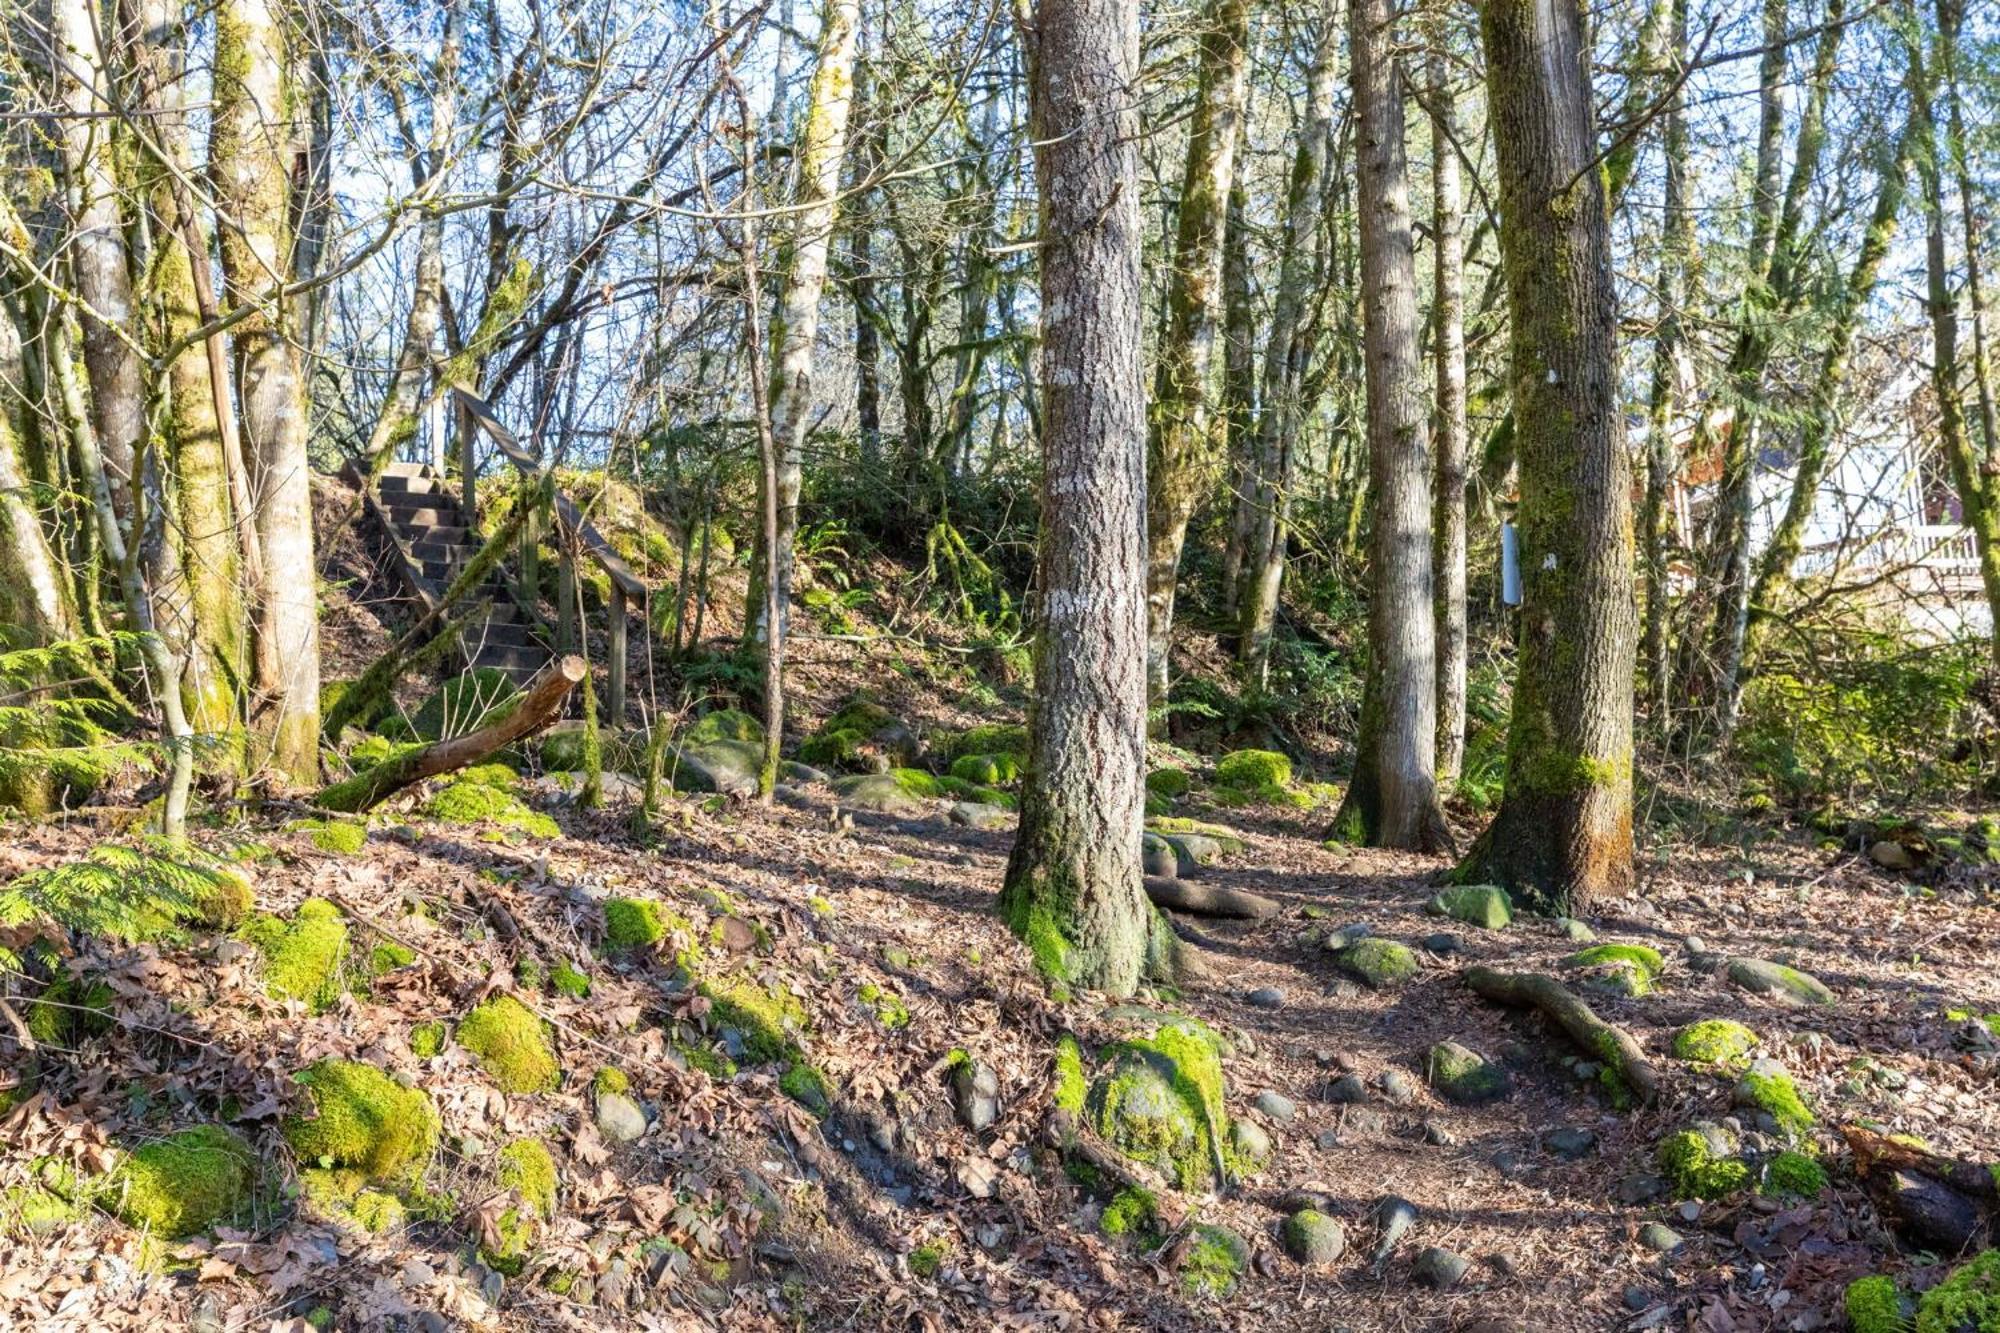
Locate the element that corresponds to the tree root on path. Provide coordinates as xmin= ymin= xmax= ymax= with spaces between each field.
xmin=1144 ymin=875 xmax=1281 ymax=919
xmin=1463 ymin=966 xmax=1659 ymax=1104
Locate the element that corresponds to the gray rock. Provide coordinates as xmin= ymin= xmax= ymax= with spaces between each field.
xmin=1323 ymin=922 xmax=1373 ymax=950
xmin=1421 ymin=1120 xmax=1455 ymax=1147
xmin=1638 ymin=1222 xmax=1683 ymax=1253
xmin=1253 ymin=1090 xmax=1297 ymax=1122
xmin=1141 ymin=833 xmax=1178 ymax=879
xmin=1163 ymin=832 xmax=1225 ymax=869
xmin=1543 ymin=1126 xmax=1598 ymax=1159
xmin=950 ymin=1058 xmax=1001 ymax=1133
xmin=1281 ymin=1209 xmax=1346 ymax=1266
xmin=780 ymin=760 xmax=830 ymax=785
xmin=830 ymin=772 xmax=927 ymax=814
xmin=1229 ymin=1119 xmax=1274 ymax=1168
xmin=595 ymin=1090 xmax=648 ymax=1143
xmin=1616 ymin=1172 xmax=1667 ymax=1204
xmin=1314 ymin=1128 xmax=1342 ymax=1150
xmin=947 ymin=801 xmax=1014 ymax=830
xmin=1426 ymin=885 xmax=1513 ymax=929
xmin=1556 ymin=917 xmax=1598 ymax=942
xmin=1343 ymin=1107 xmax=1387 ymax=1135
xmin=1724 ymin=956 xmax=1834 ymax=1005
xmin=666 ymin=740 xmax=762 ymax=797
xmin=1868 ymin=839 xmax=1917 ymax=870
xmin=1377 ymin=1069 xmax=1417 ymax=1105
xmin=1624 ymin=1285 xmax=1654 ymax=1312
xmin=1492 ymin=1148 xmax=1525 ymax=1177
xmin=1677 ymin=1201 xmax=1702 ymax=1223
xmin=1278 ymin=1187 xmax=1337 ymax=1213
xmin=1326 ymin=1074 xmax=1368 ymax=1104
xmin=1372 ymin=1195 xmax=1418 ymax=1268
xmin=1423 ymin=932 xmax=1464 ymax=955
xmin=1412 ymin=1246 xmax=1469 ymax=1289
xmin=1426 ymin=1040 xmax=1512 ymax=1104
xmin=1245 ymin=986 xmax=1286 ymax=1009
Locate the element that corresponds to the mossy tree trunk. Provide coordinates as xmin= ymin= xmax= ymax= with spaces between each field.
xmin=1236 ymin=0 xmax=1337 ymax=684
xmin=1140 ymin=0 xmax=1249 ymax=706
xmin=0 ymin=315 xmax=73 ymax=643
xmin=1638 ymin=0 xmax=1688 ymax=736
xmin=211 ymin=0 xmax=322 ymax=784
xmin=1000 ymin=0 xmax=1152 ymax=997
xmin=1215 ymin=108 xmax=1256 ymax=611
xmin=1456 ymin=0 xmax=1635 ymax=915
xmin=1428 ymin=28 xmax=1470 ymax=786
xmin=1329 ymin=0 xmax=1450 ymax=852
xmin=746 ymin=0 xmax=861 ymax=652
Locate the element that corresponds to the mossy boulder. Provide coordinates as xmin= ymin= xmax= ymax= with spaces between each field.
xmin=1722 ymin=956 xmax=1834 ymax=1005
xmin=105 ymin=1125 xmax=255 ymax=1237
xmin=1146 ymin=816 xmax=1247 ymax=854
xmin=241 ymin=898 xmax=350 ymax=1011
xmin=1181 ymin=1223 xmax=1248 ymax=1297
xmin=604 ymin=897 xmax=669 ymax=950
xmin=484 ymin=1138 xmax=558 ymax=1275
xmin=1656 ymin=1124 xmax=1750 ymax=1200
xmin=457 ymin=995 xmax=560 ymax=1093
xmin=665 ymin=739 xmax=763 ymax=796
xmin=941 ymin=722 xmax=1028 ymax=763
xmin=1212 ymin=748 xmax=1302 ymax=805
xmin=1732 ymin=1059 xmax=1813 ymax=1138
xmin=1673 ymin=1019 xmax=1758 ymax=1066
xmin=1099 ymin=1185 xmax=1162 ymax=1245
xmin=1570 ymin=942 xmax=1664 ymax=996
xmin=799 ymin=695 xmax=919 ymax=772
xmin=950 ymin=752 xmax=1021 ymax=785
xmin=701 ymin=978 xmax=807 ymax=1065
xmin=685 ymin=709 xmax=764 ymax=745
xmin=285 ymin=1060 xmax=438 ymax=1182
xmin=1330 ymin=937 xmax=1418 ymax=991
xmin=1428 ymin=885 xmax=1514 ymax=930
xmin=1084 ymin=1019 xmax=1232 ymax=1191
xmin=1281 ymin=1208 xmax=1346 ymax=1266
xmin=1425 ymin=1039 xmax=1512 ymax=1104
xmin=830 ymin=770 xmax=930 ymax=813
xmin=425 ymin=778 xmax=559 ymax=839
xmin=411 ymin=668 xmax=519 ymax=741
xmin=1145 ymin=767 xmax=1192 ymax=800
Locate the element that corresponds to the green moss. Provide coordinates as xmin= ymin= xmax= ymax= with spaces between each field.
xmin=702 ymin=979 xmax=806 ymax=1064
xmin=1085 ymin=1020 xmax=1231 ymax=1191
xmin=907 ymin=1237 xmax=951 ymax=1278
xmin=369 ymin=941 xmax=415 ymax=975
xmin=241 ymin=898 xmax=350 ymax=1011
xmin=1844 ymin=1275 xmax=1907 ymax=1333
xmin=1916 ymin=1250 xmax=2000 ymax=1333
xmin=1181 ymin=1223 xmax=1247 ymax=1297
xmin=676 ymin=1039 xmax=737 ymax=1080
xmin=1144 ymin=817 xmax=1247 ymax=853
xmin=1739 ymin=1069 xmax=1814 ymax=1138
xmin=1332 ymin=937 xmax=1418 ymax=990
xmin=604 ymin=897 xmax=668 ymax=950
xmin=1099 ymin=1186 xmax=1161 ymax=1245
xmin=409 ymin=1021 xmax=447 ymax=1058
xmin=884 ymin=767 xmax=941 ymax=798
xmin=1657 ymin=1129 xmax=1750 ymax=1200
xmin=457 ymin=995 xmax=560 ymax=1093
xmin=686 ymin=709 xmax=763 ymax=745
xmin=950 ymin=752 xmax=1021 ymax=785
xmin=592 ymin=1066 xmax=629 ymax=1096
xmin=1 ymin=1184 xmax=79 ymax=1235
xmin=1004 ymin=893 xmax=1078 ymax=989
xmin=1215 ymin=749 xmax=1290 ymax=788
xmin=308 ymin=820 xmax=367 ymax=855
xmin=458 ymin=762 xmax=519 ymax=789
xmin=26 ymin=973 xmax=113 ymax=1045
xmin=1763 ymin=1150 xmax=1827 ymax=1198
xmin=106 ymin=1125 xmax=254 ymax=1237
xmin=1145 ymin=767 xmax=1191 ymax=799
xmin=298 ymin=1167 xmax=405 ymax=1235
xmin=425 ymin=779 xmax=558 ymax=839
xmin=858 ymin=982 xmax=910 ymax=1029
xmin=1430 ymin=885 xmax=1514 ymax=929
xmin=797 ymin=728 xmax=865 ymax=768
xmin=1673 ymin=1019 xmax=1758 ymax=1065
xmin=945 ymin=723 xmax=1027 ymax=761
xmin=550 ymin=960 xmax=591 ymax=998
xmin=286 ymin=1061 xmax=438 ymax=1182
xmin=779 ymin=1061 xmax=831 ymax=1115
xmin=1054 ymin=1035 xmax=1088 ymax=1114
xmin=1572 ymin=943 xmax=1663 ymax=976
xmin=485 ymin=1138 xmax=557 ymax=1275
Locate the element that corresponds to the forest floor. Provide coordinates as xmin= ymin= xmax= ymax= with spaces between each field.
xmin=2 ymin=729 xmax=1997 ymax=1332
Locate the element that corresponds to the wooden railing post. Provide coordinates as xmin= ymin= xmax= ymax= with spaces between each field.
xmin=557 ymin=535 xmax=579 ymax=654
xmin=517 ymin=477 xmax=542 ymax=609
xmin=607 ymin=583 xmax=627 ymax=725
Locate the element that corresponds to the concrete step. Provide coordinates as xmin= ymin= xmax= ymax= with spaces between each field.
xmin=385 ymin=503 xmax=457 ymax=528
xmin=379 ymin=474 xmax=441 ymax=497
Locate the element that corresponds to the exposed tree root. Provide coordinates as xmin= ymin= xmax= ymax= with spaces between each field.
xmin=1143 ymin=874 xmax=1281 ymax=920
xmin=1463 ymin=966 xmax=1659 ymax=1104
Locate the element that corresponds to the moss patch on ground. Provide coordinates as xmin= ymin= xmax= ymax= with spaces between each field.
xmin=457 ymin=995 xmax=560 ymax=1093
xmin=241 ymin=898 xmax=350 ymax=1011
xmin=1915 ymin=1250 xmax=2000 ymax=1333
xmin=425 ymin=777 xmax=559 ymax=839
xmin=1657 ymin=1128 xmax=1750 ymax=1200
xmin=484 ymin=1138 xmax=558 ymax=1275
xmin=1181 ymin=1223 xmax=1248 ymax=1297
xmin=1763 ymin=1150 xmax=1827 ymax=1198
xmin=106 ymin=1125 xmax=255 ymax=1237
xmin=1211 ymin=749 xmax=1306 ymax=807
xmin=1738 ymin=1066 xmax=1814 ymax=1138
xmin=299 ymin=1167 xmax=406 ymax=1235
xmin=1099 ymin=1186 xmax=1161 ymax=1245
xmin=1673 ymin=1019 xmax=1758 ymax=1065
xmin=285 ymin=1060 xmax=438 ymax=1183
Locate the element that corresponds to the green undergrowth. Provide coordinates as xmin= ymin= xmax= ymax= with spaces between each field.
xmin=484 ymin=1138 xmax=557 ymax=1275
xmin=299 ymin=1167 xmax=406 ymax=1235
xmin=425 ymin=775 xmax=558 ymax=840
xmin=1210 ymin=749 xmax=1309 ymax=807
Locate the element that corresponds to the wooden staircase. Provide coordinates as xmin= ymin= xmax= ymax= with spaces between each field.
xmin=373 ymin=460 xmax=554 ymax=686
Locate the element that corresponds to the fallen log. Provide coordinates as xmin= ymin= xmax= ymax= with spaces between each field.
xmin=313 ymin=656 xmax=585 ymax=813
xmin=1143 ymin=875 xmax=1281 ymax=920
xmin=1843 ymin=1123 xmax=1997 ymax=1252
xmin=1463 ymin=966 xmax=1659 ymax=1104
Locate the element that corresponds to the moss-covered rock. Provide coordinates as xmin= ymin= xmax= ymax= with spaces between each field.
xmin=1657 ymin=1125 xmax=1750 ymax=1200
xmin=1212 ymin=748 xmax=1303 ymax=806
xmin=241 ymin=898 xmax=350 ymax=1011
xmin=425 ymin=778 xmax=559 ymax=839
xmin=1054 ymin=1035 xmax=1088 ymax=1114
xmin=1844 ymin=1275 xmax=1908 ymax=1333
xmin=664 ymin=739 xmax=763 ymax=796
xmin=1181 ymin=1223 xmax=1248 ymax=1297
xmin=1762 ymin=1150 xmax=1826 ymax=1198
xmin=1144 ymin=817 xmax=1247 ymax=854
xmin=1428 ymin=885 xmax=1514 ymax=930
xmin=778 ymin=1061 xmax=832 ymax=1115
xmin=1145 ymin=767 xmax=1192 ymax=800
xmin=829 ymin=770 xmax=930 ymax=813
xmin=1723 ymin=956 xmax=1834 ymax=1005
xmin=1330 ymin=937 xmax=1418 ymax=991
xmin=604 ymin=897 xmax=668 ymax=950
xmin=950 ymin=752 xmax=1021 ymax=785
xmin=1916 ymin=1250 xmax=2000 ymax=1333
xmin=285 ymin=1060 xmax=438 ymax=1182
xmin=1734 ymin=1060 xmax=1813 ymax=1138
xmin=1099 ymin=1186 xmax=1161 ymax=1245
xmin=411 ymin=668 xmax=519 ymax=741
xmin=941 ymin=722 xmax=1028 ymax=762
xmin=483 ymin=1138 xmax=558 ymax=1275
xmin=701 ymin=978 xmax=807 ymax=1065
xmin=1571 ymin=942 xmax=1663 ymax=996
xmin=1673 ymin=1019 xmax=1758 ymax=1066
xmin=299 ymin=1167 xmax=406 ymax=1235
xmin=799 ymin=695 xmax=919 ymax=772
xmin=1281 ymin=1208 xmax=1346 ymax=1266
xmin=1425 ymin=1039 xmax=1512 ymax=1104
xmin=457 ymin=995 xmax=560 ymax=1093
xmin=685 ymin=709 xmax=764 ymax=745
xmin=1084 ymin=1019 xmax=1231 ymax=1191
xmin=105 ymin=1125 xmax=255 ymax=1237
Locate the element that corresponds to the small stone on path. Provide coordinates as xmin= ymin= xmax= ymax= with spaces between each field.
xmin=1376 ymin=1070 xmax=1417 ymax=1105
xmin=1280 ymin=1209 xmax=1346 ymax=1266
xmin=1426 ymin=1040 xmax=1512 ymax=1104
xmin=1423 ymin=932 xmax=1463 ymax=955
xmin=1245 ymin=986 xmax=1285 ymax=1010
xmin=1616 ymin=1172 xmax=1667 ymax=1204
xmin=1253 ymin=1090 xmax=1297 ymax=1122
xmin=1638 ymin=1222 xmax=1683 ymax=1253
xmin=1557 ymin=917 xmax=1597 ymax=942
xmin=596 ymin=1091 xmax=648 ymax=1143
xmin=1412 ymin=1246 xmax=1469 ymax=1289
xmin=1723 ymin=956 xmax=1834 ymax=1005
xmin=1326 ymin=1074 xmax=1367 ymax=1104
xmin=1543 ymin=1126 xmax=1597 ymax=1159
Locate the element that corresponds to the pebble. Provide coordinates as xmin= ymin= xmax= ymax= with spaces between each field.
xmin=1315 ymin=1128 xmax=1342 ymax=1150
xmin=1638 ymin=1222 xmax=1683 ymax=1253
xmin=1423 ymin=932 xmax=1463 ymax=955
xmin=1677 ymin=1201 xmax=1703 ymax=1223
xmin=1543 ymin=1126 xmax=1597 ymax=1159
xmin=1376 ymin=1070 xmax=1416 ymax=1105
xmin=1624 ymin=1285 xmax=1653 ymax=1312
xmin=1326 ymin=1074 xmax=1368 ymax=1103
xmin=1325 ymin=922 xmax=1373 ymax=949
xmin=1487 ymin=1252 xmax=1519 ymax=1277
xmin=400 ymin=1259 xmax=435 ymax=1288
xmin=1246 ymin=986 xmax=1286 ymax=1009
xmin=1616 ymin=1172 xmax=1667 ymax=1204
xmin=595 ymin=1091 xmax=649 ymax=1143
xmin=1253 ymin=1090 xmax=1297 ymax=1122
xmin=1412 ymin=1246 xmax=1469 ymax=1289
xmin=1491 ymin=1148 xmax=1525 ymax=1177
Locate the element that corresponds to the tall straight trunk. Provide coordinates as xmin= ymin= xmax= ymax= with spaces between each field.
xmin=1938 ymin=0 xmax=1997 ymax=460
xmin=1141 ymin=0 xmax=1250 ymax=704
xmin=1236 ymin=0 xmax=1338 ymax=683
xmin=1000 ymin=0 xmax=1152 ymax=996
xmin=0 ymin=311 xmax=73 ymax=642
xmin=131 ymin=0 xmax=249 ymax=744
xmin=848 ymin=47 xmax=882 ymax=469
xmin=1216 ymin=107 xmax=1256 ymax=610
xmin=1640 ymin=0 xmax=1689 ymax=731
xmin=748 ymin=0 xmax=861 ymax=648
xmin=942 ymin=97 xmax=1004 ymax=477
xmin=1746 ymin=112 xmax=1916 ymax=637
xmin=1459 ymin=0 xmax=1635 ymax=915
xmin=1913 ymin=24 xmax=2000 ymax=671
xmin=1329 ymin=0 xmax=1448 ymax=851
xmin=211 ymin=0 xmax=321 ymax=783
xmin=1428 ymin=37 xmax=1469 ymax=786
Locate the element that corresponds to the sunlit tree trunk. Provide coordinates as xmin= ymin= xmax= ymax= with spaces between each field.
xmin=1457 ymin=0 xmax=1635 ymax=915
xmin=1000 ymin=0 xmax=1152 ymax=996
xmin=1216 ymin=108 xmax=1255 ymax=610
xmin=211 ymin=0 xmax=321 ymax=783
xmin=1428 ymin=33 xmax=1469 ymax=786
xmin=0 ymin=311 xmax=72 ymax=642
xmin=1141 ymin=0 xmax=1249 ymax=704
xmin=1329 ymin=0 xmax=1450 ymax=851
xmin=1236 ymin=0 xmax=1337 ymax=683
xmin=1938 ymin=0 xmax=1997 ymax=460
xmin=748 ymin=0 xmax=861 ymax=648
xmin=1639 ymin=0 xmax=1688 ymax=732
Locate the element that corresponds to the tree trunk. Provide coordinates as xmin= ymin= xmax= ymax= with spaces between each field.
xmin=0 ymin=310 xmax=73 ymax=643
xmin=848 ymin=45 xmax=882 ymax=470
xmin=1330 ymin=0 xmax=1448 ymax=851
xmin=211 ymin=0 xmax=322 ymax=784
xmin=1236 ymin=0 xmax=1338 ymax=683
xmin=748 ymin=0 xmax=862 ymax=649
xmin=1216 ymin=106 xmax=1256 ymax=611
xmin=1938 ymin=0 xmax=1997 ymax=462
xmin=1639 ymin=0 xmax=1689 ymax=734
xmin=1429 ymin=35 xmax=1470 ymax=786
xmin=1456 ymin=0 xmax=1635 ymax=915
xmin=1000 ymin=0 xmax=1152 ymax=997
xmin=1141 ymin=0 xmax=1249 ymax=705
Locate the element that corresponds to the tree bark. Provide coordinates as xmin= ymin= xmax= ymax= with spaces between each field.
xmin=1236 ymin=0 xmax=1338 ymax=684
xmin=1330 ymin=0 xmax=1449 ymax=851
xmin=1141 ymin=0 xmax=1249 ymax=704
xmin=1937 ymin=0 xmax=1997 ymax=463
xmin=1429 ymin=34 xmax=1469 ymax=786
xmin=211 ymin=0 xmax=322 ymax=783
xmin=747 ymin=0 xmax=861 ymax=650
xmin=314 ymin=656 xmax=585 ymax=813
xmin=1216 ymin=105 xmax=1256 ymax=611
xmin=1639 ymin=0 xmax=1689 ymax=734
xmin=1456 ymin=0 xmax=1635 ymax=915
xmin=1000 ymin=0 xmax=1152 ymax=997
xmin=0 ymin=311 xmax=73 ymax=643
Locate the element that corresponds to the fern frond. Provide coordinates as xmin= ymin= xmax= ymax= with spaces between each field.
xmin=0 ymin=840 xmax=241 ymax=975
